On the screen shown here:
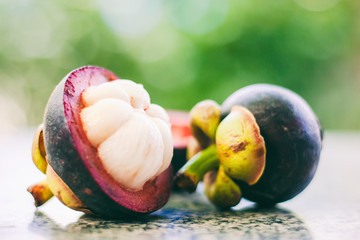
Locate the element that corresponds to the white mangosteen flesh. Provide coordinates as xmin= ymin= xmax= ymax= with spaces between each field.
xmin=80 ymin=79 xmax=173 ymax=190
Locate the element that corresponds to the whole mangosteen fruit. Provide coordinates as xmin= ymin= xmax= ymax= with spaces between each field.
xmin=28 ymin=66 xmax=174 ymax=218
xmin=221 ymin=84 xmax=323 ymax=205
xmin=174 ymin=84 xmax=322 ymax=208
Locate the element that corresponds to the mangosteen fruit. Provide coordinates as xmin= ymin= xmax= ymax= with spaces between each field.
xmin=175 ymin=84 xmax=322 ymax=208
xmin=28 ymin=66 xmax=174 ymax=218
xmin=221 ymin=84 xmax=322 ymax=205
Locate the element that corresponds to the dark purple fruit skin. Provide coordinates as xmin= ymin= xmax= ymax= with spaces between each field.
xmin=221 ymin=84 xmax=322 ymax=205
xmin=172 ymin=148 xmax=188 ymax=174
xmin=43 ymin=66 xmax=172 ymax=218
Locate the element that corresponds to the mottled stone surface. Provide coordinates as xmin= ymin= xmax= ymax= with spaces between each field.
xmin=1 ymin=129 xmax=360 ymax=239
xmin=28 ymin=192 xmax=312 ymax=240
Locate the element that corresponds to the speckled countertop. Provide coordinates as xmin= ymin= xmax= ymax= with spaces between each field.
xmin=1 ymin=129 xmax=359 ymax=240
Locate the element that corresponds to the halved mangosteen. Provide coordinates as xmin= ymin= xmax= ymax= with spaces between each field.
xmin=30 ymin=66 xmax=174 ymax=218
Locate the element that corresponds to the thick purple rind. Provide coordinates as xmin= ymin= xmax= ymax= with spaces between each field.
xmin=221 ymin=84 xmax=322 ymax=205
xmin=43 ymin=66 xmax=172 ymax=218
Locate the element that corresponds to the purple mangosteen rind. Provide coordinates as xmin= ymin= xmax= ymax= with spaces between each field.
xmin=43 ymin=66 xmax=173 ymax=218
xmin=221 ymin=84 xmax=322 ymax=205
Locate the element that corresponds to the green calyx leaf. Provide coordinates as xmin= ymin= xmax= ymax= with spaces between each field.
xmin=175 ymin=104 xmax=266 ymax=209
xmin=190 ymin=100 xmax=221 ymax=149
xmin=216 ymin=106 xmax=266 ymax=185
xmin=204 ymin=165 xmax=242 ymax=209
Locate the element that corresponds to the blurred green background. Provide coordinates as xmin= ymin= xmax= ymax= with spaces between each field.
xmin=0 ymin=0 xmax=359 ymax=131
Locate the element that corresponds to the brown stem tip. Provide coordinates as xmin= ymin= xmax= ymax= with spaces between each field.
xmin=174 ymin=173 xmax=199 ymax=193
xmin=27 ymin=180 xmax=54 ymax=207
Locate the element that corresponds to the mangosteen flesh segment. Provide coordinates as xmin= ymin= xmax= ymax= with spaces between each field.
xmin=80 ymin=79 xmax=173 ymax=190
xmin=221 ymin=84 xmax=322 ymax=205
xmin=43 ymin=66 xmax=174 ymax=218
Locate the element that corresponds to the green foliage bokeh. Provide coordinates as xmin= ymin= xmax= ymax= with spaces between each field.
xmin=0 ymin=0 xmax=359 ymax=129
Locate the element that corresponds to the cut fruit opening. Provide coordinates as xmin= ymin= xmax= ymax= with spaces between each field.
xmin=79 ymin=79 xmax=173 ymax=190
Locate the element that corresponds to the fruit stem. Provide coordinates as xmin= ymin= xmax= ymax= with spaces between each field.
xmin=175 ymin=144 xmax=220 ymax=192
xmin=27 ymin=179 xmax=54 ymax=207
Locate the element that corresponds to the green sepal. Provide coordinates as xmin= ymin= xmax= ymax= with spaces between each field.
xmin=204 ymin=165 xmax=242 ymax=209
